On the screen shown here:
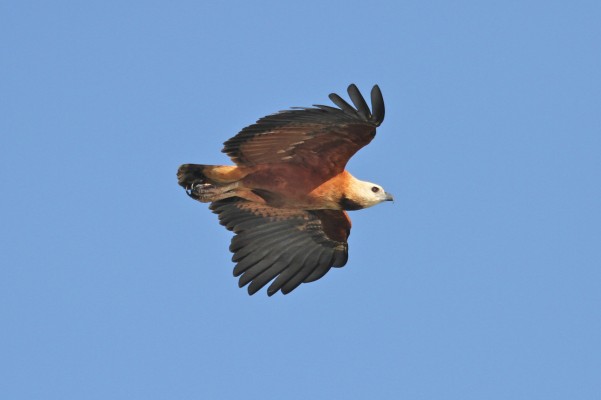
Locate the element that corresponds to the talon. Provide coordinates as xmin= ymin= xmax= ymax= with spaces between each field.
xmin=183 ymin=180 xmax=238 ymax=203
xmin=185 ymin=185 xmax=198 ymax=199
xmin=191 ymin=182 xmax=214 ymax=194
xmin=183 ymin=181 xmax=217 ymax=202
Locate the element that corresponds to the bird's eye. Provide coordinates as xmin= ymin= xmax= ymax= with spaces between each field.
xmin=371 ymin=186 xmax=380 ymax=193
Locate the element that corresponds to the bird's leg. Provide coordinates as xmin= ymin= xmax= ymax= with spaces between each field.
xmin=187 ymin=181 xmax=240 ymax=202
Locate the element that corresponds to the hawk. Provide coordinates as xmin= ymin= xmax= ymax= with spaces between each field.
xmin=178 ymin=84 xmax=393 ymax=296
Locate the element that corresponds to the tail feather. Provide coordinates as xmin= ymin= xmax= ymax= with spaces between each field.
xmin=177 ymin=164 xmax=210 ymax=189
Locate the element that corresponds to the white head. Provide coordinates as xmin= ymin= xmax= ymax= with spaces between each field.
xmin=342 ymin=178 xmax=394 ymax=210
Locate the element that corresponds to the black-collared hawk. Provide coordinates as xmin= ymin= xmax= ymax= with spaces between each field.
xmin=177 ymin=84 xmax=392 ymax=296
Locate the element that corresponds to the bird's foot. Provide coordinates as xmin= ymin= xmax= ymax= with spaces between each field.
xmin=186 ymin=181 xmax=240 ymax=202
xmin=186 ymin=182 xmax=217 ymax=202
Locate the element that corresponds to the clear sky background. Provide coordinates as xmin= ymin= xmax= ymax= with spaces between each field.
xmin=1 ymin=1 xmax=600 ymax=399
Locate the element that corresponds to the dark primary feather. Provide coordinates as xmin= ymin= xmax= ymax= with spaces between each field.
xmin=347 ymin=84 xmax=371 ymax=121
xmin=210 ymin=198 xmax=350 ymax=296
xmin=370 ymin=85 xmax=385 ymax=126
xmin=280 ymin=250 xmax=332 ymax=295
xmin=328 ymin=93 xmax=358 ymax=116
xmin=221 ymin=84 xmax=385 ymax=179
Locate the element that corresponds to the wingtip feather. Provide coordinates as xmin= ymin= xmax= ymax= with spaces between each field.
xmin=330 ymin=84 xmax=385 ymax=126
xmin=328 ymin=93 xmax=356 ymax=116
xmin=347 ymin=84 xmax=371 ymax=121
xmin=370 ymin=85 xmax=385 ymax=126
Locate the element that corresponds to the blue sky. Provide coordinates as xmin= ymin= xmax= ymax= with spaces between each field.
xmin=1 ymin=1 xmax=600 ymax=399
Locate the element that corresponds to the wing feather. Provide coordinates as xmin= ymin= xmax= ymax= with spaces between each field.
xmin=222 ymin=84 xmax=385 ymax=179
xmin=210 ymin=198 xmax=350 ymax=296
xmin=240 ymin=237 xmax=313 ymax=291
xmin=266 ymin=251 xmax=314 ymax=296
xmin=370 ymin=85 xmax=385 ymax=126
xmin=233 ymin=234 xmax=300 ymax=277
xmin=247 ymin=260 xmax=290 ymax=295
xmin=347 ymin=84 xmax=371 ymax=121
xmin=280 ymin=250 xmax=333 ymax=295
xmin=327 ymin=93 xmax=358 ymax=116
xmin=230 ymin=220 xmax=296 ymax=252
xmin=246 ymin=241 xmax=313 ymax=295
xmin=231 ymin=228 xmax=290 ymax=263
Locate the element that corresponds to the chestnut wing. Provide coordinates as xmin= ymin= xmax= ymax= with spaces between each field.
xmin=222 ymin=84 xmax=385 ymax=181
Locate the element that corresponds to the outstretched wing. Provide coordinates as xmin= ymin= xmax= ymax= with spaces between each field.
xmin=210 ymin=198 xmax=351 ymax=296
xmin=222 ymin=84 xmax=385 ymax=180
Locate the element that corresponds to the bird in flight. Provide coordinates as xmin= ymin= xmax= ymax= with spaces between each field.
xmin=177 ymin=84 xmax=393 ymax=296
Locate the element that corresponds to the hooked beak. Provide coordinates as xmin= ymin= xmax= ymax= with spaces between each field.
xmin=385 ymin=192 xmax=394 ymax=202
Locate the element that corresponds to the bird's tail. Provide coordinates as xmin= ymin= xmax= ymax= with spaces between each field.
xmin=177 ymin=164 xmax=248 ymax=189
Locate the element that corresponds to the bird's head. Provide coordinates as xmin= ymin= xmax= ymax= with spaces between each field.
xmin=343 ymin=178 xmax=394 ymax=210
